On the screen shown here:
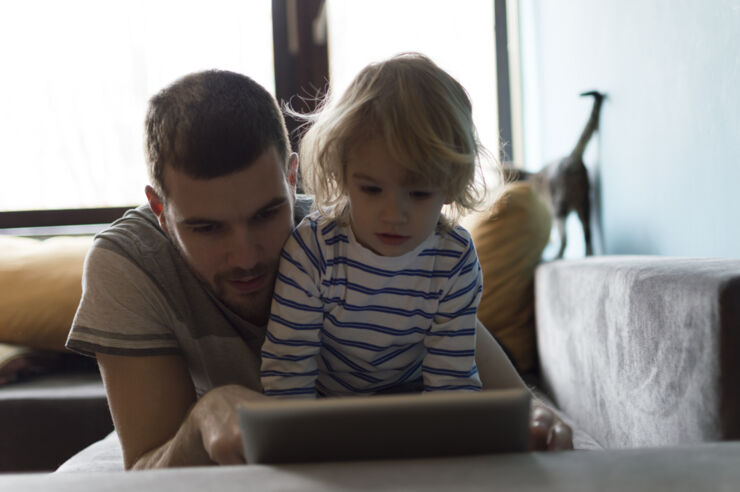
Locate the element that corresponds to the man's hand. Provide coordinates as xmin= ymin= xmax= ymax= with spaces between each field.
xmin=98 ymin=350 xmax=269 ymax=469
xmin=529 ymin=400 xmax=574 ymax=451
xmin=189 ymin=384 xmax=269 ymax=465
xmin=474 ymin=322 xmax=575 ymax=451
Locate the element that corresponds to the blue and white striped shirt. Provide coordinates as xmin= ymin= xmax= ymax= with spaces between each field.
xmin=260 ymin=212 xmax=483 ymax=397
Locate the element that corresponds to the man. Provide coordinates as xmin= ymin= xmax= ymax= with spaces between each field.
xmin=66 ymin=70 xmax=572 ymax=470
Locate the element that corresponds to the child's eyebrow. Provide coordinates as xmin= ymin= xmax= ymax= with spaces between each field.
xmin=401 ymin=171 xmax=431 ymax=187
xmin=351 ymin=172 xmax=379 ymax=182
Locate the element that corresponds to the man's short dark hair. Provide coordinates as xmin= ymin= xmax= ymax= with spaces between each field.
xmin=145 ymin=70 xmax=290 ymax=196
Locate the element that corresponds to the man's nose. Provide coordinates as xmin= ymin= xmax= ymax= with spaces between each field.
xmin=226 ymin=229 xmax=261 ymax=269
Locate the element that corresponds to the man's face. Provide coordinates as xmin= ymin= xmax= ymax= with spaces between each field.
xmin=149 ymin=147 xmax=297 ymax=326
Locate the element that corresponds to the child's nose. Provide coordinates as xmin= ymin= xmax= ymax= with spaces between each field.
xmin=381 ymin=195 xmax=408 ymax=223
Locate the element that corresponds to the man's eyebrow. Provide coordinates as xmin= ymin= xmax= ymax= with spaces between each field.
xmin=253 ymin=197 xmax=289 ymax=216
xmin=178 ymin=198 xmax=288 ymax=226
xmin=180 ymin=217 xmax=221 ymax=226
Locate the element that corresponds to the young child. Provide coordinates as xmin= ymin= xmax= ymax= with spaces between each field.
xmin=260 ymin=53 xmax=490 ymax=397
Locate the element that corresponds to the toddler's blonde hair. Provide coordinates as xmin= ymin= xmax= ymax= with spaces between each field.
xmin=296 ymin=52 xmax=493 ymax=226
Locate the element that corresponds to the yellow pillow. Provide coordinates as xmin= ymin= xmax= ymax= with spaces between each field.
xmin=467 ymin=183 xmax=551 ymax=372
xmin=0 ymin=235 xmax=93 ymax=352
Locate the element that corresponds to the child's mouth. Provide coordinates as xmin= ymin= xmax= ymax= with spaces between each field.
xmin=376 ymin=233 xmax=410 ymax=246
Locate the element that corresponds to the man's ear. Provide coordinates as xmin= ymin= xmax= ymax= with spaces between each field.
xmin=145 ymin=185 xmax=168 ymax=233
xmin=287 ymin=152 xmax=299 ymax=194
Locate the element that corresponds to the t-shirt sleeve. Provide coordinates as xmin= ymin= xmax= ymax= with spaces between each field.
xmin=260 ymin=222 xmax=324 ymax=398
xmin=66 ymin=240 xmax=180 ymax=357
xmin=422 ymin=229 xmax=483 ymax=391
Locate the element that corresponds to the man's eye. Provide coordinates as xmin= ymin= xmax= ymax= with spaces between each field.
xmin=410 ymin=190 xmax=432 ymax=199
xmin=255 ymin=207 xmax=280 ymax=221
xmin=192 ymin=224 xmax=219 ymax=234
xmin=360 ymin=185 xmax=382 ymax=195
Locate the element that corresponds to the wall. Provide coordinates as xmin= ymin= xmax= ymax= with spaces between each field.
xmin=517 ymin=0 xmax=740 ymax=259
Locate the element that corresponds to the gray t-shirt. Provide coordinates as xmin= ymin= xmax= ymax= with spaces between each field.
xmin=66 ymin=196 xmax=312 ymax=397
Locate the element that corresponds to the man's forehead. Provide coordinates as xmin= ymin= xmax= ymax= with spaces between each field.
xmin=162 ymin=152 xmax=291 ymax=221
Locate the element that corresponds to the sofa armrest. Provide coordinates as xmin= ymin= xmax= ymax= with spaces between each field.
xmin=535 ymin=256 xmax=740 ymax=448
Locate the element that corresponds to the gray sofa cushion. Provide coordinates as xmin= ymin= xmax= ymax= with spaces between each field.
xmin=535 ymin=256 xmax=740 ymax=448
xmin=56 ymin=430 xmax=123 ymax=473
xmin=0 ymin=372 xmax=112 ymax=471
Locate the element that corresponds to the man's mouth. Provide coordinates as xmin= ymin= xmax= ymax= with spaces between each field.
xmin=376 ymin=233 xmax=411 ymax=246
xmin=226 ymin=274 xmax=267 ymax=294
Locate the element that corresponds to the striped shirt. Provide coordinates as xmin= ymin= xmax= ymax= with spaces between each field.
xmin=260 ymin=212 xmax=483 ymax=397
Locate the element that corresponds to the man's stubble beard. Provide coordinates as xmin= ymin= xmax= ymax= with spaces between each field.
xmin=170 ymin=239 xmax=278 ymax=327
xmin=213 ymin=264 xmax=278 ymax=326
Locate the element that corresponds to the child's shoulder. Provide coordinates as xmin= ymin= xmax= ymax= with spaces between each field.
xmin=436 ymin=223 xmax=474 ymax=251
xmin=295 ymin=210 xmax=342 ymax=232
xmin=292 ymin=210 xmax=349 ymax=247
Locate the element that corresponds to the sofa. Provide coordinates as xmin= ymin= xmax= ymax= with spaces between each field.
xmin=0 ymin=234 xmax=113 ymax=472
xmin=1 ymin=184 xmax=738 ymax=481
xmin=535 ymin=255 xmax=740 ymax=448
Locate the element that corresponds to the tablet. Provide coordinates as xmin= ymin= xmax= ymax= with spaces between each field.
xmin=238 ymin=388 xmax=530 ymax=464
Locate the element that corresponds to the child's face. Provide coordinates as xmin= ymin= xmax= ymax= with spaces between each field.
xmin=345 ymin=139 xmax=447 ymax=257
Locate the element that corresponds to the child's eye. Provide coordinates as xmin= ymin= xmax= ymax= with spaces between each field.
xmin=360 ymin=185 xmax=382 ymax=195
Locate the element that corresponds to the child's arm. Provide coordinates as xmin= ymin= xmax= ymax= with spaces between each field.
xmin=422 ymin=241 xmax=483 ymax=392
xmin=260 ymin=226 xmax=324 ymax=398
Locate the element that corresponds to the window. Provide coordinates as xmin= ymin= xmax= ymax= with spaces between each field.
xmin=0 ymin=0 xmax=274 ymax=212
xmin=2 ymin=0 xmax=514 ymax=229
xmin=326 ymin=0 xmax=499 ymax=170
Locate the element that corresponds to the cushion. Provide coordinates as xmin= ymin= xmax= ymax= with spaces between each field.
xmin=0 ymin=342 xmax=97 ymax=386
xmin=466 ymin=183 xmax=551 ymax=372
xmin=0 ymin=343 xmax=54 ymax=385
xmin=0 ymin=235 xmax=93 ymax=352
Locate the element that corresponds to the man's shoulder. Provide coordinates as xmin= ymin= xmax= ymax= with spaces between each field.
xmin=101 ymin=204 xmax=159 ymax=235
xmin=86 ymin=204 xmax=185 ymax=289
xmin=93 ymin=205 xmax=169 ymax=256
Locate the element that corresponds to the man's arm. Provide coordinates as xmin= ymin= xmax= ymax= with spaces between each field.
xmin=474 ymin=322 xmax=573 ymax=450
xmin=475 ymin=319 xmax=527 ymax=391
xmin=74 ymin=240 xmax=268 ymax=469
xmin=98 ymin=353 xmax=203 ymax=469
xmin=98 ymin=353 xmax=265 ymax=469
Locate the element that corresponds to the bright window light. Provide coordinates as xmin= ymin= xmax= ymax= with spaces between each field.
xmin=0 ymin=0 xmax=274 ymax=211
xmin=326 ymin=0 xmax=499 ymax=176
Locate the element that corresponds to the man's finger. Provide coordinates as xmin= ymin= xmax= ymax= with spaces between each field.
xmin=528 ymin=406 xmax=554 ymax=451
xmin=547 ymin=421 xmax=574 ymax=451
